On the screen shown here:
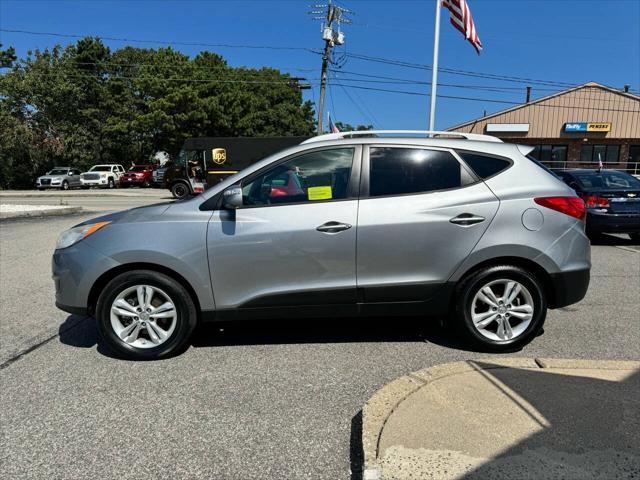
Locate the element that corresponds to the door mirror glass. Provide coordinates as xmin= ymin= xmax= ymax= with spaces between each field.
xmin=223 ymin=186 xmax=243 ymax=209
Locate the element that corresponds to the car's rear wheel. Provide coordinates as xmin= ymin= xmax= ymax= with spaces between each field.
xmin=96 ymin=270 xmax=198 ymax=360
xmin=629 ymin=233 xmax=640 ymax=243
xmin=455 ymin=265 xmax=546 ymax=351
xmin=171 ymin=182 xmax=190 ymax=199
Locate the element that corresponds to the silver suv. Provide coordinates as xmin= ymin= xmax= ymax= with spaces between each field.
xmin=36 ymin=167 xmax=83 ymax=190
xmin=53 ymin=131 xmax=590 ymax=359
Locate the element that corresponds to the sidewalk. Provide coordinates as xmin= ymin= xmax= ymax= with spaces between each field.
xmin=0 ymin=204 xmax=82 ymax=220
xmin=362 ymin=358 xmax=640 ymax=480
xmin=0 ymin=189 xmax=167 ymax=198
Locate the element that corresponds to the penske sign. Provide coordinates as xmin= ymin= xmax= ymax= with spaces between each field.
xmin=564 ymin=122 xmax=612 ymax=133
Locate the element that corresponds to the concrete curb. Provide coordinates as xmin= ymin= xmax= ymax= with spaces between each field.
xmin=0 ymin=191 xmax=167 ymax=198
xmin=361 ymin=358 xmax=640 ymax=480
xmin=0 ymin=206 xmax=83 ymax=220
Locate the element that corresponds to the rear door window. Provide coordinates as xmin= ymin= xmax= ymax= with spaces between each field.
xmin=457 ymin=151 xmax=511 ymax=179
xmin=369 ymin=147 xmax=467 ymax=197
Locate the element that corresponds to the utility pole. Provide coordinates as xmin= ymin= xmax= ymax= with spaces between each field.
xmin=309 ymin=1 xmax=352 ymax=133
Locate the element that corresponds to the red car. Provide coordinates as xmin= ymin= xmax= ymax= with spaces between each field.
xmin=120 ymin=164 xmax=155 ymax=188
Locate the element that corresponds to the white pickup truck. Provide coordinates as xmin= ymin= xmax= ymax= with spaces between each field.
xmin=81 ymin=164 xmax=125 ymax=188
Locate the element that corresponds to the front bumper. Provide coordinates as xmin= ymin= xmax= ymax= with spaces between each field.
xmin=81 ymin=178 xmax=109 ymax=186
xmin=549 ymin=268 xmax=590 ymax=309
xmin=52 ymin=241 xmax=119 ymax=314
xmin=587 ymin=211 xmax=640 ymax=234
xmin=36 ymin=181 xmax=62 ymax=188
xmin=120 ymin=177 xmax=145 ymax=185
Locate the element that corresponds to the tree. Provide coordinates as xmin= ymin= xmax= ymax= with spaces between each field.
xmin=334 ymin=121 xmax=373 ymax=132
xmin=0 ymin=44 xmax=17 ymax=68
xmin=0 ymin=38 xmax=316 ymax=189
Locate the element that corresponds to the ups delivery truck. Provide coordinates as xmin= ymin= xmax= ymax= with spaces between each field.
xmin=163 ymin=136 xmax=310 ymax=199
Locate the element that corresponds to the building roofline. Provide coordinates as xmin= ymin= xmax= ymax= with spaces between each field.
xmin=447 ymin=82 xmax=640 ymax=131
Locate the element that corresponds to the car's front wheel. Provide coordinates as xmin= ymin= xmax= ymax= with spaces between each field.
xmin=170 ymin=182 xmax=191 ymax=199
xmin=96 ymin=270 xmax=198 ymax=360
xmin=454 ymin=265 xmax=546 ymax=351
xmin=61 ymin=180 xmax=69 ymax=190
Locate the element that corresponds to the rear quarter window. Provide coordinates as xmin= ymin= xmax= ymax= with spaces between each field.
xmin=456 ymin=151 xmax=511 ymax=179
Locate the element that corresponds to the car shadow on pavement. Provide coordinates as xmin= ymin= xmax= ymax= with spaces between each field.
xmin=190 ymin=317 xmax=484 ymax=353
xmin=58 ymin=315 xmax=527 ymax=358
xmin=589 ymin=232 xmax=639 ymax=247
xmin=58 ymin=315 xmax=120 ymax=359
xmin=457 ymin=362 xmax=640 ymax=479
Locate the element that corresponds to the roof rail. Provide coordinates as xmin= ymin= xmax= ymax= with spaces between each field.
xmin=301 ymin=130 xmax=503 ymax=144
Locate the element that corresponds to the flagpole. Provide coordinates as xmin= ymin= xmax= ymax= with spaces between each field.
xmin=428 ymin=0 xmax=442 ymax=131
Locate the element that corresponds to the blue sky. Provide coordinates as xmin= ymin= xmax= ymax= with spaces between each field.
xmin=1 ymin=0 xmax=639 ymax=130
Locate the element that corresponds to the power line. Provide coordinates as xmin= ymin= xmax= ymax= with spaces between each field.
xmin=330 ymin=83 xmax=640 ymax=113
xmin=0 ymin=28 xmax=313 ymax=51
xmin=5 ymin=27 xmax=636 ymax=93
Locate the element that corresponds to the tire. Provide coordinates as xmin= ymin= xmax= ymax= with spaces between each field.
xmin=107 ymin=178 xmax=115 ymax=189
xmin=142 ymin=180 xmax=151 ymax=188
xmin=454 ymin=265 xmax=547 ymax=352
xmin=629 ymin=233 xmax=640 ymax=243
xmin=82 ymin=186 xmax=90 ymax=190
xmin=37 ymin=188 xmax=44 ymax=191
xmin=61 ymin=180 xmax=69 ymax=191
xmin=96 ymin=270 xmax=198 ymax=360
xmin=171 ymin=182 xmax=190 ymax=199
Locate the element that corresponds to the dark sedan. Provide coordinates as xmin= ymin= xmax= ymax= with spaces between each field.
xmin=556 ymin=169 xmax=640 ymax=240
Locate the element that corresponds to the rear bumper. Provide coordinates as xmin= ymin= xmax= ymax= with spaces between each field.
xmin=549 ymin=268 xmax=590 ymax=309
xmin=587 ymin=211 xmax=640 ymax=234
xmin=121 ymin=177 xmax=146 ymax=185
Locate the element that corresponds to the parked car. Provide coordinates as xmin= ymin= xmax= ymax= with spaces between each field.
xmin=556 ymin=169 xmax=640 ymax=240
xmin=53 ymin=131 xmax=590 ymax=360
xmin=81 ymin=164 xmax=125 ymax=188
xmin=36 ymin=167 xmax=82 ymax=190
xmin=120 ymin=164 xmax=155 ymax=188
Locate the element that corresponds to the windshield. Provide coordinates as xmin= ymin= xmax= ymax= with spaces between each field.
xmin=90 ymin=166 xmax=112 ymax=172
xmin=47 ymin=168 xmax=68 ymax=175
xmin=176 ymin=149 xmax=204 ymax=167
xmin=573 ymin=171 xmax=640 ymax=190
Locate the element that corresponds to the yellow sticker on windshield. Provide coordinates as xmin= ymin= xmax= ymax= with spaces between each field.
xmin=308 ymin=186 xmax=333 ymax=201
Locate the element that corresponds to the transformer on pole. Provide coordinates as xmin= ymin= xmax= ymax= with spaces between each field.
xmin=309 ymin=1 xmax=352 ymax=133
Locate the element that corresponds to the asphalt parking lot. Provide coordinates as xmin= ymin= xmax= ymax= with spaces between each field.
xmin=1 ymin=194 xmax=639 ymax=479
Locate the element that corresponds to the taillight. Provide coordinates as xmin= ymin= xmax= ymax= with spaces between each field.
xmin=534 ymin=196 xmax=586 ymax=221
xmin=579 ymin=194 xmax=610 ymax=208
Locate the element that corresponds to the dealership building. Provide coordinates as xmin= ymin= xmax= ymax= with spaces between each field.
xmin=448 ymin=82 xmax=640 ymax=173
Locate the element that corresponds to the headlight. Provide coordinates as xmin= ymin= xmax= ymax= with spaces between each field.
xmin=56 ymin=222 xmax=111 ymax=250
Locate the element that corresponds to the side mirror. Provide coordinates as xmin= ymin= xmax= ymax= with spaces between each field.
xmin=223 ymin=186 xmax=243 ymax=209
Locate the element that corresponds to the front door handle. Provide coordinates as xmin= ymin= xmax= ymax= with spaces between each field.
xmin=450 ymin=213 xmax=486 ymax=226
xmin=316 ymin=221 xmax=352 ymax=233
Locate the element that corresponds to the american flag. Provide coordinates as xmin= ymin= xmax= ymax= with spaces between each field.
xmin=328 ymin=112 xmax=340 ymax=133
xmin=442 ymin=0 xmax=483 ymax=54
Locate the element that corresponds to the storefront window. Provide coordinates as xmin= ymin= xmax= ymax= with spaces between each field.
xmin=529 ymin=144 xmax=567 ymax=167
xmin=580 ymin=145 xmax=620 ymax=163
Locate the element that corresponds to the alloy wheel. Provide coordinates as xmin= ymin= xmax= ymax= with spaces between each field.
xmin=110 ymin=285 xmax=177 ymax=349
xmin=470 ymin=279 xmax=534 ymax=342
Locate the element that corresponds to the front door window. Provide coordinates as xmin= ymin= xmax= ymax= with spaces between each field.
xmin=241 ymin=148 xmax=355 ymax=206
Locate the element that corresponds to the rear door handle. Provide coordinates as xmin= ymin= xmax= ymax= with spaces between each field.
xmin=450 ymin=213 xmax=486 ymax=226
xmin=316 ymin=221 xmax=352 ymax=233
